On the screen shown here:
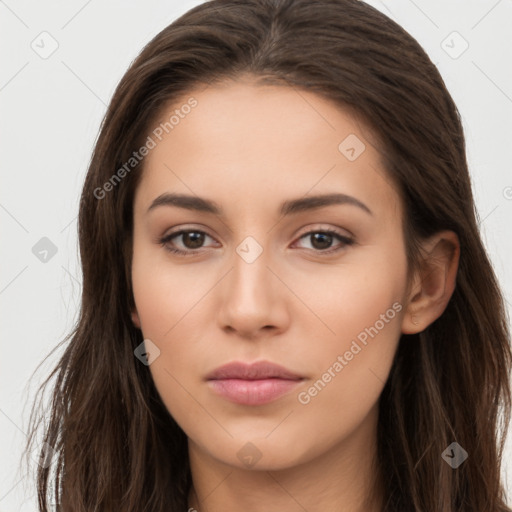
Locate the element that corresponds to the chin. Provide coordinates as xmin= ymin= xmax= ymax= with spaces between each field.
xmin=193 ymin=434 xmax=318 ymax=472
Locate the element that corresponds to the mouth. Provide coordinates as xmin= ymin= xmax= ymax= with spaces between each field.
xmin=206 ymin=360 xmax=304 ymax=406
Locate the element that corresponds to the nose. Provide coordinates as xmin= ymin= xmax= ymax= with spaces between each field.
xmin=216 ymin=243 xmax=290 ymax=339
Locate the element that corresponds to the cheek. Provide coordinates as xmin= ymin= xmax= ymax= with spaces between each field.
xmin=130 ymin=244 xmax=219 ymax=423
xmin=289 ymin=238 xmax=407 ymax=358
xmin=131 ymin=264 xmax=214 ymax=436
xmin=289 ymin=240 xmax=407 ymax=420
xmin=131 ymin=238 xmax=208 ymax=339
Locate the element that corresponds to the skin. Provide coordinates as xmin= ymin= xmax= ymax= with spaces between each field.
xmin=130 ymin=77 xmax=460 ymax=512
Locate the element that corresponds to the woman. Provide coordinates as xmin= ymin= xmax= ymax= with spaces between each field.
xmin=26 ymin=0 xmax=512 ymax=510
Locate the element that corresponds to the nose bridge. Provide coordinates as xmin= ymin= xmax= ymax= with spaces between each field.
xmin=217 ymin=233 xmax=286 ymax=335
xmin=230 ymin=234 xmax=273 ymax=307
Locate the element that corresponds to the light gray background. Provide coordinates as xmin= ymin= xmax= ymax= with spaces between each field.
xmin=1 ymin=0 xmax=511 ymax=509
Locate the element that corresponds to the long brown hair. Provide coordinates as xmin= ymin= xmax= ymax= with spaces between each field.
xmin=26 ymin=0 xmax=512 ymax=510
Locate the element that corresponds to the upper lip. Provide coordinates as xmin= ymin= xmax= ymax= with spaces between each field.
xmin=206 ymin=361 xmax=303 ymax=381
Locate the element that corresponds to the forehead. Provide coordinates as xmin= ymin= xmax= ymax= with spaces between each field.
xmin=134 ymin=79 xmax=401 ymax=223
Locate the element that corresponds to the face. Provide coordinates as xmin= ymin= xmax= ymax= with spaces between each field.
xmin=130 ymin=78 xmax=410 ymax=471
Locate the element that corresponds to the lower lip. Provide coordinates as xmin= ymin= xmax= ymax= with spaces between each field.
xmin=207 ymin=378 xmax=302 ymax=405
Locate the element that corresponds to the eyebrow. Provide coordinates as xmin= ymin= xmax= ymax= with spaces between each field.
xmin=146 ymin=192 xmax=373 ymax=217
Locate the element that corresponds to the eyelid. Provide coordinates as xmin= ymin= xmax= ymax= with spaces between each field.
xmin=294 ymin=223 xmax=354 ymax=240
xmin=158 ymin=225 xmax=219 ymax=249
xmin=291 ymin=227 xmax=354 ymax=254
xmin=158 ymin=224 xmax=355 ymax=255
xmin=159 ymin=224 xmax=217 ymax=242
xmin=160 ymin=223 xmax=353 ymax=241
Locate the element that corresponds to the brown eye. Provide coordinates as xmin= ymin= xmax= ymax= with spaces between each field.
xmin=159 ymin=230 xmax=217 ymax=256
xmin=295 ymin=230 xmax=354 ymax=254
xmin=180 ymin=231 xmax=205 ymax=249
xmin=309 ymin=232 xmax=334 ymax=250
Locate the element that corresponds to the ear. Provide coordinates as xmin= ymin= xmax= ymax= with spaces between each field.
xmin=131 ymin=307 xmax=141 ymax=329
xmin=401 ymin=230 xmax=460 ymax=334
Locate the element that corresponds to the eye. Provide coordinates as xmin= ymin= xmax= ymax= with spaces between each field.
xmin=158 ymin=229 xmax=218 ymax=256
xmin=158 ymin=227 xmax=354 ymax=257
xmin=294 ymin=229 xmax=354 ymax=254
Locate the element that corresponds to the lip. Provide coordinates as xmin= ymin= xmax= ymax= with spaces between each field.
xmin=206 ymin=361 xmax=304 ymax=406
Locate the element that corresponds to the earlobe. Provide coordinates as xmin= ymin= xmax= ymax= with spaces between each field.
xmin=401 ymin=230 xmax=460 ymax=335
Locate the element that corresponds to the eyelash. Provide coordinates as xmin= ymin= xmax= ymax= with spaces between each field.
xmin=158 ymin=228 xmax=354 ymax=257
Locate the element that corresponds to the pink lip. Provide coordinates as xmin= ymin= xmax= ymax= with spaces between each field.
xmin=206 ymin=361 xmax=304 ymax=405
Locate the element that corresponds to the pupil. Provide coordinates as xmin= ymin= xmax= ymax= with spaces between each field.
xmin=184 ymin=232 xmax=204 ymax=248
xmin=311 ymin=233 xmax=332 ymax=250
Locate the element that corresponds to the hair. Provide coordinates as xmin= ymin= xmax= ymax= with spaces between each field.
xmin=25 ymin=0 xmax=512 ymax=510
